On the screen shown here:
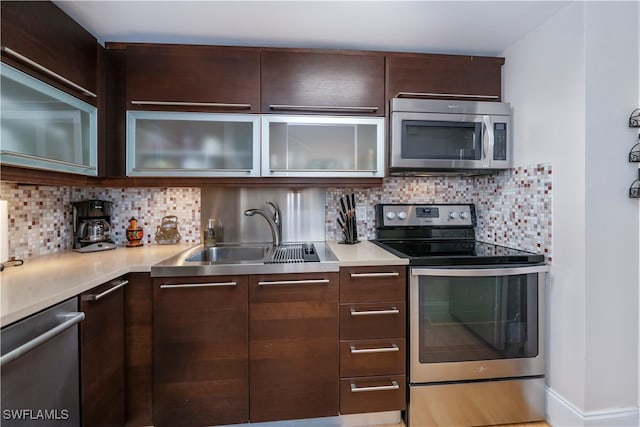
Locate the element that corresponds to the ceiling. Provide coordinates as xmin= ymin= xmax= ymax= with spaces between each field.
xmin=54 ymin=1 xmax=570 ymax=56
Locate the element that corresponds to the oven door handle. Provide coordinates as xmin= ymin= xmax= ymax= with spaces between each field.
xmin=411 ymin=265 xmax=549 ymax=277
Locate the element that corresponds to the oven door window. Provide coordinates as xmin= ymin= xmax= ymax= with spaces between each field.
xmin=401 ymin=120 xmax=482 ymax=161
xmin=418 ymin=273 xmax=538 ymax=363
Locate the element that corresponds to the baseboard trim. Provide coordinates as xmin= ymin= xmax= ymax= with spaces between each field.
xmin=215 ymin=411 xmax=402 ymax=427
xmin=546 ymin=386 xmax=639 ymax=427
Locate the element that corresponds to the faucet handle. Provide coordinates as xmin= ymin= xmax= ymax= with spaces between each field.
xmin=266 ymin=201 xmax=281 ymax=224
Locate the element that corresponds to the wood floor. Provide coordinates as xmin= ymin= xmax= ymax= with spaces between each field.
xmin=382 ymin=421 xmax=551 ymax=427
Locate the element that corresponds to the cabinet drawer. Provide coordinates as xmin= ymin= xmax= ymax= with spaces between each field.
xmin=340 ymin=375 xmax=406 ymax=414
xmin=340 ymin=338 xmax=405 ymax=377
xmin=340 ymin=302 xmax=406 ymax=340
xmin=340 ymin=266 xmax=406 ymax=303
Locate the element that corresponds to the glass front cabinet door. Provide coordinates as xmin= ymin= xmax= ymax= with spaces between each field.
xmin=126 ymin=111 xmax=260 ymax=177
xmin=261 ymin=115 xmax=385 ymax=177
xmin=0 ymin=64 xmax=98 ymax=176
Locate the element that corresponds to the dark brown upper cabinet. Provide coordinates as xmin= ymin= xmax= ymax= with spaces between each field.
xmin=0 ymin=0 xmax=99 ymax=105
xmin=126 ymin=44 xmax=261 ymax=113
xmin=261 ymin=49 xmax=385 ymax=116
xmin=386 ymin=53 xmax=505 ymax=102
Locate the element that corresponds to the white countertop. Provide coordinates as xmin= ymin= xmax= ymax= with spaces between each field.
xmin=0 ymin=243 xmax=194 ymax=327
xmin=1 ymin=240 xmax=406 ymax=327
xmin=326 ymin=240 xmax=408 ymax=267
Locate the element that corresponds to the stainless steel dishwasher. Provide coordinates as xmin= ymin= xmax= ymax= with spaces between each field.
xmin=1 ymin=298 xmax=84 ymax=426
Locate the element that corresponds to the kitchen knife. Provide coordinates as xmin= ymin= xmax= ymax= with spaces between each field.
xmin=337 ymin=218 xmax=348 ymax=241
xmin=350 ymin=193 xmax=358 ymax=241
xmin=340 ymin=196 xmax=348 ymax=216
xmin=338 ymin=209 xmax=347 ymax=223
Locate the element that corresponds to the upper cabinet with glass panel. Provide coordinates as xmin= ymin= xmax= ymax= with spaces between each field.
xmin=126 ymin=111 xmax=260 ymax=177
xmin=0 ymin=64 xmax=98 ymax=176
xmin=262 ymin=115 xmax=385 ymax=177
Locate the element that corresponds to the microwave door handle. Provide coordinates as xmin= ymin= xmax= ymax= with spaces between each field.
xmin=482 ymin=115 xmax=494 ymax=167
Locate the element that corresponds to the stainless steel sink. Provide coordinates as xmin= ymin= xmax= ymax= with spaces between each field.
xmin=186 ymin=245 xmax=269 ymax=263
xmin=151 ymin=242 xmax=339 ymax=277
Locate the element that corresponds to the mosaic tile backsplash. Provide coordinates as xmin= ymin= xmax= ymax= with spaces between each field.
xmin=326 ymin=163 xmax=552 ymax=261
xmin=1 ymin=163 xmax=551 ymax=262
xmin=0 ymin=183 xmax=200 ymax=259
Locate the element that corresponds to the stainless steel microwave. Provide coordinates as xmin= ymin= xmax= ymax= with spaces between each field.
xmin=389 ymin=98 xmax=512 ymax=175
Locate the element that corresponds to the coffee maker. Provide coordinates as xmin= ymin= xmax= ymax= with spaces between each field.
xmin=72 ymin=200 xmax=117 ymax=252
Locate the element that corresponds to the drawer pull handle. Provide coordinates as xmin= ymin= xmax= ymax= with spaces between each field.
xmin=82 ymin=279 xmax=128 ymax=301
xmin=1 ymin=151 xmax=97 ymax=171
xmin=350 ymin=344 xmax=399 ymax=354
xmin=257 ymin=279 xmax=330 ymax=286
xmin=396 ymin=91 xmax=500 ymax=100
xmin=132 ymin=167 xmax=253 ymax=173
xmin=131 ymin=100 xmax=252 ymax=109
xmin=1 ymin=47 xmax=98 ymax=98
xmin=350 ymin=307 xmax=399 ymax=316
xmin=160 ymin=282 xmax=237 ymax=289
xmin=349 ymin=272 xmax=400 ymax=278
xmin=350 ymin=380 xmax=399 ymax=393
xmin=269 ymin=104 xmax=378 ymax=113
xmin=269 ymin=168 xmax=378 ymax=174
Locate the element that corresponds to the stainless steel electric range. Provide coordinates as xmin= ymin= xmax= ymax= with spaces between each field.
xmin=371 ymin=203 xmax=549 ymax=427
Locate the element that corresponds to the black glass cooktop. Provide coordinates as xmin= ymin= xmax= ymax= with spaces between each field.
xmin=372 ymin=240 xmax=545 ymax=266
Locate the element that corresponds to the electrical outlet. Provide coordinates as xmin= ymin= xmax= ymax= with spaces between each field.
xmin=356 ymin=204 xmax=368 ymax=221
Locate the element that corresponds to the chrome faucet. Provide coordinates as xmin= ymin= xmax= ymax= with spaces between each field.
xmin=266 ymin=201 xmax=282 ymax=241
xmin=244 ymin=201 xmax=282 ymax=246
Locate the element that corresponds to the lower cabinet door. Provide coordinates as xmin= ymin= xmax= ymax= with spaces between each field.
xmin=340 ymin=375 xmax=407 ymax=414
xmin=124 ymin=273 xmax=153 ymax=427
xmin=80 ymin=278 xmax=127 ymax=427
xmin=249 ymin=273 xmax=340 ymax=422
xmin=152 ymin=276 xmax=249 ymax=427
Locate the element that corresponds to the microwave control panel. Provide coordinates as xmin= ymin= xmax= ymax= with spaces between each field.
xmin=493 ymin=123 xmax=508 ymax=161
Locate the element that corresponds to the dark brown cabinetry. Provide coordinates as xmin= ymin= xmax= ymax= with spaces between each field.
xmin=80 ymin=277 xmax=127 ymax=427
xmin=386 ymin=53 xmax=505 ymax=102
xmin=152 ymin=275 xmax=249 ymax=427
xmin=338 ymin=266 xmax=407 ymax=414
xmin=261 ymin=50 xmax=385 ymax=116
xmin=0 ymin=0 xmax=99 ymax=103
xmin=249 ymin=272 xmax=340 ymax=422
xmin=126 ymin=44 xmax=260 ymax=113
xmin=124 ymin=273 xmax=154 ymax=427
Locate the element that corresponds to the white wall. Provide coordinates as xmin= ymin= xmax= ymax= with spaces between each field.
xmin=502 ymin=1 xmax=639 ymax=425
xmin=584 ymin=2 xmax=639 ymax=414
xmin=503 ymin=0 xmax=588 ymax=412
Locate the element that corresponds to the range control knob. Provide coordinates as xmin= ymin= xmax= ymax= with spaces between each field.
xmin=449 ymin=211 xmax=459 ymax=220
xmin=397 ymin=211 xmax=407 ymax=220
xmin=386 ymin=211 xmax=397 ymax=220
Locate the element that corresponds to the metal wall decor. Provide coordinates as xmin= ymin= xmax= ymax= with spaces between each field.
xmin=629 ymin=108 xmax=640 ymax=128
xmin=629 ymin=108 xmax=640 ymax=198
xmin=629 ymin=135 xmax=640 ymax=162
xmin=629 ymin=169 xmax=640 ymax=198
